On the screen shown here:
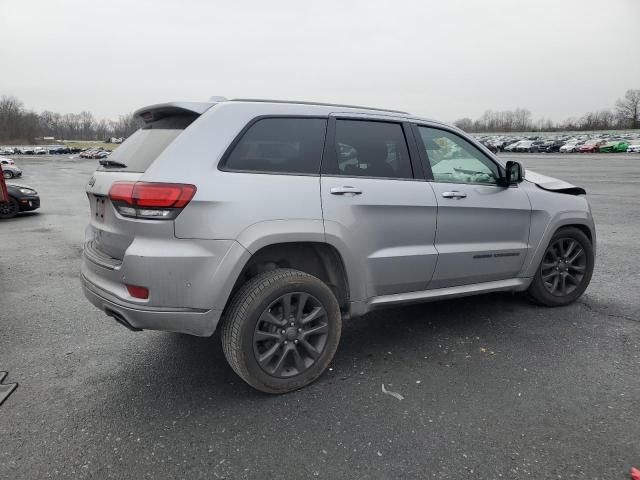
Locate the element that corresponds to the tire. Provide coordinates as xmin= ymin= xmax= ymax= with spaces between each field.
xmin=526 ymin=227 xmax=594 ymax=307
xmin=221 ymin=268 xmax=342 ymax=394
xmin=3 ymin=170 xmax=14 ymax=179
xmin=0 ymin=197 xmax=20 ymax=219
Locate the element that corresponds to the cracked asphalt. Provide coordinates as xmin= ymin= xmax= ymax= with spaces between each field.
xmin=1 ymin=153 xmax=639 ymax=479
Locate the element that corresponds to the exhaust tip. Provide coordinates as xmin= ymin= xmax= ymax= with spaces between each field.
xmin=105 ymin=308 xmax=142 ymax=332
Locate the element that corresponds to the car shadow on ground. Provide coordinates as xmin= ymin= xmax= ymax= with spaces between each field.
xmin=89 ymin=292 xmax=548 ymax=411
xmin=0 ymin=211 xmax=40 ymax=221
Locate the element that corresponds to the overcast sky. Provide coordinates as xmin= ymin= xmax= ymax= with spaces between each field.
xmin=1 ymin=0 xmax=639 ymax=122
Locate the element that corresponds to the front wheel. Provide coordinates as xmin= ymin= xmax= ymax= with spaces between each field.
xmin=526 ymin=227 xmax=594 ymax=306
xmin=3 ymin=170 xmax=14 ymax=179
xmin=221 ymin=269 xmax=342 ymax=394
xmin=0 ymin=197 xmax=19 ymax=219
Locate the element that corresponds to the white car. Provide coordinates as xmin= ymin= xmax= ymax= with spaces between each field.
xmin=2 ymin=164 xmax=22 ymax=179
xmin=0 ymin=156 xmax=16 ymax=166
xmin=626 ymin=144 xmax=640 ymax=153
xmin=560 ymin=142 xmax=580 ymax=153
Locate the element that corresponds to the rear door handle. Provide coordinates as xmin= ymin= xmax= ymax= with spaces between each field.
xmin=330 ymin=186 xmax=362 ymax=195
xmin=441 ymin=191 xmax=467 ymax=199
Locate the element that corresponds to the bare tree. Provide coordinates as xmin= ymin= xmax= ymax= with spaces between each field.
xmin=454 ymin=117 xmax=473 ymax=131
xmin=0 ymin=95 xmax=142 ymax=143
xmin=616 ymin=89 xmax=640 ymax=129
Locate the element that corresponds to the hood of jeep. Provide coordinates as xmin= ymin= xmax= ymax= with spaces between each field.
xmin=525 ymin=170 xmax=586 ymax=195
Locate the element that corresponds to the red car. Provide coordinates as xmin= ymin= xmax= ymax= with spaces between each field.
xmin=579 ymin=140 xmax=605 ymax=153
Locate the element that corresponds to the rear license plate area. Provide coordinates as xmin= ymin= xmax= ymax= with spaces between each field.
xmin=95 ymin=196 xmax=106 ymax=222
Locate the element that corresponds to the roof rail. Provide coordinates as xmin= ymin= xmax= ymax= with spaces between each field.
xmin=230 ymin=98 xmax=409 ymax=115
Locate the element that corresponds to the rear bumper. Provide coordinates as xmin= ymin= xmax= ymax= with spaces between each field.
xmin=82 ymin=273 xmax=222 ymax=336
xmin=81 ymin=235 xmax=251 ymax=336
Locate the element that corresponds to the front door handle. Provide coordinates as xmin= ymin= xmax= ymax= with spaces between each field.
xmin=330 ymin=186 xmax=362 ymax=195
xmin=441 ymin=191 xmax=467 ymax=199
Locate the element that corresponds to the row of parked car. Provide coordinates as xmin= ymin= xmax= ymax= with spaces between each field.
xmin=0 ymin=145 xmax=115 ymax=157
xmin=0 ymin=145 xmax=84 ymax=155
xmin=475 ymin=133 xmax=640 ymax=154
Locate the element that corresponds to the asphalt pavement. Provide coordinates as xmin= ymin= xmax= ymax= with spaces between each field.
xmin=1 ymin=153 xmax=639 ymax=479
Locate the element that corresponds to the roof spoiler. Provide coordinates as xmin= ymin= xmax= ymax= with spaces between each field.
xmin=133 ymin=101 xmax=218 ymax=124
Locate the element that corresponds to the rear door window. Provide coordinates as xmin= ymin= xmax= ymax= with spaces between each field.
xmin=223 ymin=117 xmax=327 ymax=174
xmin=332 ymin=120 xmax=413 ymax=179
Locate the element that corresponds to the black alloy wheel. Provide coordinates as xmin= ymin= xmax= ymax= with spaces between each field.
xmin=221 ymin=269 xmax=341 ymax=394
xmin=526 ymin=227 xmax=594 ymax=307
xmin=253 ymin=292 xmax=329 ymax=378
xmin=540 ymin=238 xmax=587 ymax=296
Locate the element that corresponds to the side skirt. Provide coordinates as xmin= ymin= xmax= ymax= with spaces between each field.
xmin=350 ymin=278 xmax=531 ymax=317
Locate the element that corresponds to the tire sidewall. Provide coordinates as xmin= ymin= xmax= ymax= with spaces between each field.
xmin=235 ymin=272 xmax=341 ymax=393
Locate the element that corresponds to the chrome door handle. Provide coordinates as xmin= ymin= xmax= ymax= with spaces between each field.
xmin=330 ymin=186 xmax=362 ymax=195
xmin=441 ymin=191 xmax=467 ymax=199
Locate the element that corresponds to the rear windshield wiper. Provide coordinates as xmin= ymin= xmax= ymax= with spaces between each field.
xmin=99 ymin=159 xmax=127 ymax=168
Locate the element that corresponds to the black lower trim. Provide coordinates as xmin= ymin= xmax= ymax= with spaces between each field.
xmin=105 ymin=308 xmax=142 ymax=332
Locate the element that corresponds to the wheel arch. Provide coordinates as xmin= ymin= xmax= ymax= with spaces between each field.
xmin=522 ymin=212 xmax=596 ymax=278
xmin=225 ymin=241 xmax=351 ymax=314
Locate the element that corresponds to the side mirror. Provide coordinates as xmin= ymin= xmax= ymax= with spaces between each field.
xmin=503 ymin=160 xmax=525 ymax=185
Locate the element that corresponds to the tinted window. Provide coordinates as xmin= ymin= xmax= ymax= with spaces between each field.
xmin=97 ymin=129 xmax=183 ymax=173
xmin=225 ymin=118 xmax=326 ymax=174
xmin=334 ymin=120 xmax=413 ymax=179
xmin=417 ymin=127 xmax=500 ymax=184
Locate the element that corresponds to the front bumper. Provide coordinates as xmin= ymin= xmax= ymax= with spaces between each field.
xmin=17 ymin=196 xmax=40 ymax=211
xmin=82 ymin=273 xmax=222 ymax=336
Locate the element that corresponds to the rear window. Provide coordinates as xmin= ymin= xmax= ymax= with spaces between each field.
xmin=97 ymin=130 xmax=181 ymax=172
xmin=223 ymin=118 xmax=327 ymax=174
xmin=97 ymin=113 xmax=197 ymax=172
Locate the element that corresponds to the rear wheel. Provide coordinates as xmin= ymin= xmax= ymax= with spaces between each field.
xmin=3 ymin=170 xmax=14 ymax=179
xmin=0 ymin=197 xmax=19 ymax=219
xmin=221 ymin=269 xmax=341 ymax=394
xmin=526 ymin=227 xmax=594 ymax=306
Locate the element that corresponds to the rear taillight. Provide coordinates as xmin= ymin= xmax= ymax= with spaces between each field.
xmin=108 ymin=182 xmax=196 ymax=220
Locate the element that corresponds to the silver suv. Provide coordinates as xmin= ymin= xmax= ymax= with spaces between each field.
xmin=82 ymin=98 xmax=595 ymax=393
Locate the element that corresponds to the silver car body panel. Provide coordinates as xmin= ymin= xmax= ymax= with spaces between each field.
xmin=427 ymin=181 xmax=531 ymax=289
xmin=322 ymin=176 xmax=439 ymax=298
xmin=525 ymin=169 xmax=586 ymax=194
xmin=82 ymin=99 xmax=596 ymax=335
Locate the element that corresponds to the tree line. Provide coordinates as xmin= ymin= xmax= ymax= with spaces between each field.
xmin=454 ymin=89 xmax=640 ymax=133
xmin=0 ymin=96 xmax=141 ymax=144
xmin=1 ymin=89 xmax=639 ymax=142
